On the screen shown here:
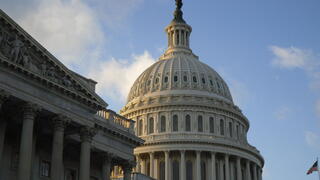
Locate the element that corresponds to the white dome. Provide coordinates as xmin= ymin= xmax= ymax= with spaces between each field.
xmin=127 ymin=53 xmax=233 ymax=104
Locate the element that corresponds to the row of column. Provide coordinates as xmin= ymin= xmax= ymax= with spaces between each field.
xmin=0 ymin=94 xmax=133 ymax=180
xmin=168 ymin=29 xmax=190 ymax=48
xmin=136 ymin=150 xmax=263 ymax=180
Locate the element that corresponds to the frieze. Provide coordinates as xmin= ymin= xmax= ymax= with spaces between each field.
xmin=0 ymin=11 xmax=106 ymax=110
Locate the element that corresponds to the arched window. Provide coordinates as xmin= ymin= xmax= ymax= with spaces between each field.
xmin=174 ymin=76 xmax=178 ymax=82
xmin=209 ymin=117 xmax=214 ymax=133
xmin=201 ymin=161 xmax=206 ymax=180
xmin=173 ymin=115 xmax=178 ymax=132
xmin=164 ymin=76 xmax=168 ymax=83
xmin=186 ymin=160 xmax=193 ymax=180
xmin=183 ymin=76 xmax=188 ymax=82
xmin=155 ymin=77 xmax=159 ymax=84
xmin=160 ymin=116 xmax=166 ymax=132
xmin=210 ymin=80 xmax=213 ymax=86
xmin=149 ymin=117 xmax=154 ymax=134
xmin=185 ymin=115 xmax=191 ymax=132
xmin=193 ymin=76 xmax=197 ymax=83
xmin=220 ymin=119 xmax=224 ymax=135
xmin=236 ymin=125 xmax=239 ymax=139
xmin=202 ymin=78 xmax=206 ymax=84
xmin=138 ymin=119 xmax=143 ymax=136
xmin=229 ymin=122 xmax=233 ymax=137
xmin=172 ymin=160 xmax=180 ymax=180
xmin=159 ymin=161 xmax=165 ymax=180
xmin=198 ymin=115 xmax=203 ymax=132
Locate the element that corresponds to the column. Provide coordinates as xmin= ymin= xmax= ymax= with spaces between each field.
xmin=136 ymin=155 xmax=141 ymax=173
xmin=180 ymin=150 xmax=186 ymax=180
xmin=79 ymin=127 xmax=96 ymax=180
xmin=253 ymin=164 xmax=257 ymax=180
xmin=211 ymin=152 xmax=216 ymax=180
xmin=225 ymin=154 xmax=230 ymax=180
xmin=123 ymin=163 xmax=133 ymax=180
xmin=0 ymin=91 xmax=9 ymax=164
xmin=18 ymin=103 xmax=39 ymax=180
xmin=102 ymin=153 xmax=112 ymax=180
xmin=219 ymin=160 xmax=224 ymax=180
xmin=141 ymin=159 xmax=146 ymax=174
xmin=51 ymin=115 xmax=69 ymax=180
xmin=236 ymin=157 xmax=242 ymax=180
xmin=165 ymin=151 xmax=169 ymax=180
xmin=246 ymin=160 xmax=251 ymax=180
xmin=150 ymin=152 xmax=154 ymax=178
xmin=196 ymin=151 xmax=201 ymax=180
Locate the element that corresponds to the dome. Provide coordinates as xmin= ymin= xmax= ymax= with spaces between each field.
xmin=127 ymin=53 xmax=233 ymax=104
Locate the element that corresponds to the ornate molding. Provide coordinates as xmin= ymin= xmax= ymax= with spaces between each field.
xmin=52 ymin=114 xmax=71 ymax=132
xmin=22 ymin=102 xmax=41 ymax=118
xmin=80 ymin=126 xmax=97 ymax=142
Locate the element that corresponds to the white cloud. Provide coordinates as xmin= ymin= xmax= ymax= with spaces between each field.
xmin=88 ymin=51 xmax=156 ymax=103
xmin=274 ymin=106 xmax=292 ymax=121
xmin=305 ymin=131 xmax=320 ymax=150
xmin=270 ymin=46 xmax=320 ymax=120
xmin=270 ymin=46 xmax=312 ymax=69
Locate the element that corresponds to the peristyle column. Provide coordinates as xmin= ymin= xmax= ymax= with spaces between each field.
xmin=196 ymin=151 xmax=201 ymax=180
xmin=165 ymin=151 xmax=169 ymax=180
xmin=79 ymin=127 xmax=96 ymax=180
xmin=225 ymin=154 xmax=230 ymax=180
xmin=0 ymin=91 xmax=9 ymax=176
xmin=136 ymin=155 xmax=141 ymax=173
xmin=150 ymin=152 xmax=155 ymax=178
xmin=236 ymin=157 xmax=242 ymax=180
xmin=102 ymin=153 xmax=112 ymax=180
xmin=211 ymin=152 xmax=216 ymax=180
xmin=51 ymin=115 xmax=69 ymax=180
xmin=246 ymin=160 xmax=252 ymax=180
xmin=253 ymin=164 xmax=257 ymax=180
xmin=18 ymin=102 xmax=40 ymax=180
xmin=180 ymin=150 xmax=185 ymax=180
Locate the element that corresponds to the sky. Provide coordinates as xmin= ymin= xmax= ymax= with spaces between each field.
xmin=1 ymin=0 xmax=320 ymax=180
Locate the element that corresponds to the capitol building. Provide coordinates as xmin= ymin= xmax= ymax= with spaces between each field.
xmin=120 ymin=1 xmax=264 ymax=180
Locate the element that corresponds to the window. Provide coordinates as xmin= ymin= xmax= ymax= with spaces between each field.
xmin=172 ymin=160 xmax=180 ymax=180
xmin=174 ymin=76 xmax=178 ymax=82
xmin=229 ymin=122 xmax=233 ymax=137
xmin=236 ymin=125 xmax=239 ymax=139
xmin=217 ymin=81 xmax=221 ymax=88
xmin=155 ymin=78 xmax=159 ymax=84
xmin=164 ymin=76 xmax=168 ymax=83
xmin=198 ymin=115 xmax=203 ymax=132
xmin=173 ymin=115 xmax=178 ymax=132
xmin=183 ymin=76 xmax=188 ymax=82
xmin=149 ymin=117 xmax=154 ymax=134
xmin=177 ymin=30 xmax=180 ymax=45
xmin=40 ymin=160 xmax=51 ymax=177
xmin=138 ymin=119 xmax=143 ymax=136
xmin=210 ymin=80 xmax=213 ymax=86
xmin=161 ymin=116 xmax=166 ymax=132
xmin=209 ymin=117 xmax=214 ymax=133
xmin=202 ymin=78 xmax=206 ymax=84
xmin=186 ymin=161 xmax=193 ymax=180
xmin=201 ymin=161 xmax=206 ymax=180
xmin=193 ymin=76 xmax=197 ymax=83
xmin=185 ymin=115 xmax=191 ymax=132
xmin=220 ymin=119 xmax=224 ymax=135
xmin=147 ymin=80 xmax=151 ymax=85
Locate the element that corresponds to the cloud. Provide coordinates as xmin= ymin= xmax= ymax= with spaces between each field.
xmin=88 ymin=51 xmax=156 ymax=103
xmin=228 ymin=79 xmax=251 ymax=108
xmin=270 ymin=46 xmax=312 ymax=69
xmin=274 ymin=106 xmax=292 ymax=121
xmin=305 ymin=131 xmax=320 ymax=150
xmin=270 ymin=46 xmax=320 ymax=120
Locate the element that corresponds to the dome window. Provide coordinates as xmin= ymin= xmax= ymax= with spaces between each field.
xmin=202 ymin=78 xmax=206 ymax=84
xmin=217 ymin=81 xmax=221 ymax=88
xmin=183 ymin=76 xmax=188 ymax=82
xmin=164 ymin=76 xmax=168 ymax=83
xmin=198 ymin=115 xmax=203 ymax=132
xmin=209 ymin=117 xmax=214 ymax=133
xmin=174 ymin=76 xmax=178 ymax=82
xmin=185 ymin=115 xmax=191 ymax=132
xmin=220 ymin=119 xmax=225 ymax=136
xmin=160 ymin=116 xmax=166 ymax=132
xmin=149 ymin=117 xmax=154 ymax=134
xmin=193 ymin=76 xmax=197 ymax=83
xmin=173 ymin=115 xmax=178 ymax=131
xmin=155 ymin=78 xmax=159 ymax=84
xmin=147 ymin=80 xmax=151 ymax=86
xmin=210 ymin=80 xmax=213 ymax=86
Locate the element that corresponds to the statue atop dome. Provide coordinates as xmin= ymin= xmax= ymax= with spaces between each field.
xmin=173 ymin=0 xmax=186 ymax=23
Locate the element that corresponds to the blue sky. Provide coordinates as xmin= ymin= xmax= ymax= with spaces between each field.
xmin=1 ymin=0 xmax=320 ymax=179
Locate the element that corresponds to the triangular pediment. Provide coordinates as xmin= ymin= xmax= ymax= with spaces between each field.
xmin=0 ymin=9 xmax=107 ymax=110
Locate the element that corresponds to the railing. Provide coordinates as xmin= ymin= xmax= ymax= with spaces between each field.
xmin=97 ymin=109 xmax=135 ymax=133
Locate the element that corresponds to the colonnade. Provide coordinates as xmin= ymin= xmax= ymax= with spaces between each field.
xmin=0 ymin=92 xmax=133 ymax=180
xmin=136 ymin=150 xmax=263 ymax=180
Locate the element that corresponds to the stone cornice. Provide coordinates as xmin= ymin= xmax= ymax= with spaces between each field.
xmin=0 ymin=10 xmax=107 ymax=111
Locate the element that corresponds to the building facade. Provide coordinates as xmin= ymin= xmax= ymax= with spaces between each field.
xmin=120 ymin=1 xmax=264 ymax=180
xmin=0 ymin=10 xmax=143 ymax=180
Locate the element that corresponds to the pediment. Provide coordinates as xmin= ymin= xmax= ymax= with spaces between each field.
xmin=0 ymin=10 xmax=107 ymax=110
